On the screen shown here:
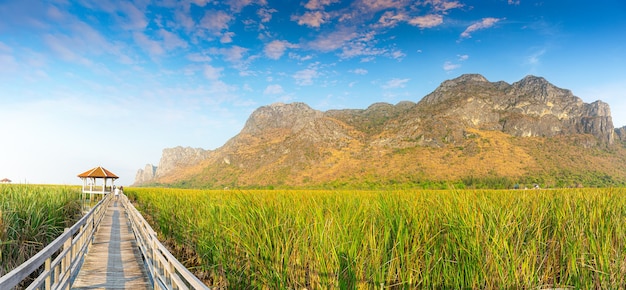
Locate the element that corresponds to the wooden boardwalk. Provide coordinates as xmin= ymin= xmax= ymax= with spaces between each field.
xmin=72 ymin=199 xmax=153 ymax=290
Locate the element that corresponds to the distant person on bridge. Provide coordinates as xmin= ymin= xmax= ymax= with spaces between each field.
xmin=114 ymin=186 xmax=120 ymax=200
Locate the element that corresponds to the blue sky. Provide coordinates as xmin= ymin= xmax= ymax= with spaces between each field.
xmin=1 ymin=0 xmax=625 ymax=185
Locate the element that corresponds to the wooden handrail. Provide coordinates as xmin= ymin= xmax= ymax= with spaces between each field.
xmin=0 ymin=193 xmax=112 ymax=290
xmin=121 ymin=194 xmax=209 ymax=290
xmin=0 ymin=192 xmax=206 ymax=290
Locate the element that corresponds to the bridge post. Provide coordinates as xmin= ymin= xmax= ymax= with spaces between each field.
xmin=45 ymin=258 xmax=51 ymax=290
xmin=62 ymin=228 xmax=71 ymax=281
xmin=152 ymin=239 xmax=160 ymax=290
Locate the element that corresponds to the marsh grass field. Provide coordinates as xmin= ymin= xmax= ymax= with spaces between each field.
xmin=0 ymin=184 xmax=83 ymax=277
xmin=124 ymin=187 xmax=626 ymax=289
xmin=2 ymin=185 xmax=625 ymax=288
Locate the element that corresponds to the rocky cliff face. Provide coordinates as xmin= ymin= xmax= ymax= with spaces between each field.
xmin=134 ymin=74 xmax=621 ymax=187
xmin=133 ymin=146 xmax=211 ymax=185
xmin=156 ymin=146 xmax=212 ymax=177
xmin=409 ymin=75 xmax=614 ymax=145
xmin=134 ymin=164 xmax=156 ymax=185
xmin=616 ymin=126 xmax=626 ymax=142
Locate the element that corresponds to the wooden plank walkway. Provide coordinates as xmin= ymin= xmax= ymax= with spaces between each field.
xmin=72 ymin=199 xmax=153 ymax=290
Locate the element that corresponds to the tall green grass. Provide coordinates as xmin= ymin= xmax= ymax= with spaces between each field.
xmin=0 ymin=184 xmax=82 ymax=276
xmin=127 ymin=188 xmax=626 ymax=289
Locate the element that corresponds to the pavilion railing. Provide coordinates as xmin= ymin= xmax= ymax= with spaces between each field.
xmin=0 ymin=193 xmax=112 ymax=290
xmin=120 ymin=194 xmax=209 ymax=290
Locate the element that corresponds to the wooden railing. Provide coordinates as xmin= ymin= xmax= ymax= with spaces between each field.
xmin=120 ymin=195 xmax=209 ymax=290
xmin=0 ymin=193 xmax=112 ymax=290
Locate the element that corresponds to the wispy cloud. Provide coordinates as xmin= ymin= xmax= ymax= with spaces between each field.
xmin=263 ymin=84 xmax=284 ymax=95
xmin=187 ymin=53 xmax=212 ymax=62
xmin=200 ymin=10 xmax=232 ymax=35
xmin=117 ymin=2 xmax=148 ymax=30
xmin=426 ymin=0 xmax=464 ymax=13
xmin=204 ymin=64 xmax=223 ymax=81
xmin=443 ymin=61 xmax=460 ymax=71
xmin=525 ymin=48 xmax=547 ymax=66
xmin=443 ymin=54 xmax=469 ymax=71
xmin=44 ymin=34 xmax=93 ymax=65
xmin=460 ymin=17 xmax=504 ymax=39
xmin=351 ymin=68 xmax=368 ymax=75
xmin=408 ymin=14 xmax=444 ymax=28
xmin=220 ymin=45 xmax=248 ymax=63
xmin=294 ymin=68 xmax=319 ymax=86
xmin=292 ymin=11 xmax=329 ymax=28
xmin=133 ymin=32 xmax=165 ymax=57
xmin=257 ymin=7 xmax=277 ymax=23
xmin=304 ymin=0 xmax=341 ymax=10
xmin=377 ymin=11 xmax=407 ymax=28
xmin=264 ymin=40 xmax=298 ymax=60
xmin=382 ymin=78 xmax=409 ymax=89
xmin=308 ymin=28 xmax=357 ymax=52
xmin=0 ymin=44 xmax=19 ymax=74
xmin=159 ymin=29 xmax=188 ymax=50
xmin=226 ymin=0 xmax=262 ymax=13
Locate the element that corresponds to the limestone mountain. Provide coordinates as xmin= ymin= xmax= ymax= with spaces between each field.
xmin=134 ymin=74 xmax=626 ymax=188
xmin=135 ymin=146 xmax=211 ymax=184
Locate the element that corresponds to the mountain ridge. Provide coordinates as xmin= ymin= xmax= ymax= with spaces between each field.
xmin=134 ymin=74 xmax=626 ymax=188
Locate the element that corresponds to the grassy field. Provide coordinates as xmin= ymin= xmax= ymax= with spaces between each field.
xmin=126 ymin=187 xmax=626 ymax=289
xmin=0 ymin=184 xmax=83 ymax=276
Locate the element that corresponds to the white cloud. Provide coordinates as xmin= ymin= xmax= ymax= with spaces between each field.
xmin=351 ymin=68 xmax=368 ymax=75
xmin=425 ymin=0 xmax=464 ymax=12
xmin=382 ymin=78 xmax=409 ymax=89
xmin=408 ymin=14 xmax=443 ymax=28
xmin=204 ymin=64 xmax=223 ymax=80
xmin=220 ymin=32 xmax=235 ymax=43
xmin=257 ymin=8 xmax=277 ymax=23
xmin=227 ymin=0 xmax=257 ymax=13
xmin=118 ymin=2 xmax=148 ymax=30
xmin=187 ymin=53 xmax=212 ymax=62
xmin=443 ymin=61 xmax=460 ymax=71
xmin=377 ymin=11 xmax=406 ymax=28
xmin=390 ymin=50 xmax=406 ymax=60
xmin=200 ymin=10 xmax=232 ymax=34
xmin=159 ymin=29 xmax=188 ymax=50
xmin=461 ymin=17 xmax=503 ymax=38
xmin=292 ymin=11 xmax=328 ymax=28
xmin=174 ymin=9 xmax=195 ymax=31
xmin=309 ymin=28 xmax=357 ymax=52
xmin=133 ymin=32 xmax=165 ymax=57
xmin=44 ymin=34 xmax=93 ymax=65
xmin=443 ymin=55 xmax=468 ymax=71
xmin=221 ymin=46 xmax=248 ymax=63
xmin=525 ymin=48 xmax=546 ymax=66
xmin=264 ymin=40 xmax=297 ymax=60
xmin=0 ymin=53 xmax=19 ymax=74
xmin=0 ymin=41 xmax=12 ymax=53
xmin=360 ymin=0 xmax=404 ymax=11
xmin=304 ymin=0 xmax=340 ymax=10
xmin=263 ymin=84 xmax=284 ymax=95
xmin=288 ymin=52 xmax=313 ymax=61
xmin=294 ymin=68 xmax=319 ymax=86
xmin=191 ymin=0 xmax=211 ymax=6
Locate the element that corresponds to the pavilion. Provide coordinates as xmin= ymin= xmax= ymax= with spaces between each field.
xmin=77 ymin=166 xmax=119 ymax=195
